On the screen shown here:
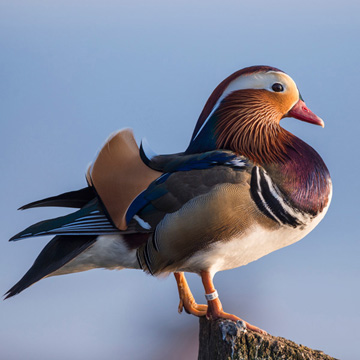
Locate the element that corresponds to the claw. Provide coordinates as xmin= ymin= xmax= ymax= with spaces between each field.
xmin=201 ymin=271 xmax=267 ymax=335
xmin=174 ymin=272 xmax=207 ymax=317
xmin=174 ymin=271 xmax=268 ymax=335
xmin=178 ymin=298 xmax=184 ymax=314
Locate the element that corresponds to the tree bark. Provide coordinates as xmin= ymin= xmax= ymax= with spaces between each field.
xmin=198 ymin=318 xmax=338 ymax=360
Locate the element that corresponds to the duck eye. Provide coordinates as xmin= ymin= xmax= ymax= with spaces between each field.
xmin=271 ymin=83 xmax=284 ymax=92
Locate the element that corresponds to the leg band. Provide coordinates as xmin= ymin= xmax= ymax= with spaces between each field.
xmin=205 ymin=290 xmax=218 ymax=301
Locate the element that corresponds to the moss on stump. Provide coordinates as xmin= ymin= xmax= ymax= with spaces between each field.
xmin=198 ymin=318 xmax=337 ymax=360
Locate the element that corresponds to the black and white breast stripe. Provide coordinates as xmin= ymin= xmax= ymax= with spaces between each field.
xmin=250 ymin=167 xmax=305 ymax=228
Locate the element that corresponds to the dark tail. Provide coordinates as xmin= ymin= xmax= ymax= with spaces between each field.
xmin=19 ymin=187 xmax=96 ymax=210
xmin=10 ymin=197 xmax=119 ymax=242
xmin=4 ymin=235 xmax=97 ymax=299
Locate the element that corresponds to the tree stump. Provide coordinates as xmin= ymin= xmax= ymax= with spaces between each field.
xmin=198 ymin=318 xmax=337 ymax=360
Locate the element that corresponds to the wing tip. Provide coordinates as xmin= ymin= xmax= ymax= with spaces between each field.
xmin=3 ymin=285 xmax=22 ymax=300
xmin=3 ymin=281 xmax=32 ymax=299
xmin=3 ymin=291 xmax=14 ymax=300
xmin=16 ymin=187 xmax=96 ymax=211
xmin=9 ymin=231 xmax=34 ymax=242
xmin=9 ymin=234 xmax=21 ymax=242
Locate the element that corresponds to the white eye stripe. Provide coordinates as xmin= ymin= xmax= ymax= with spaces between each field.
xmin=223 ymin=71 xmax=295 ymax=94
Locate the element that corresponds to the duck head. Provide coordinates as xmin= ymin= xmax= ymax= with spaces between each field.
xmin=186 ymin=66 xmax=324 ymax=164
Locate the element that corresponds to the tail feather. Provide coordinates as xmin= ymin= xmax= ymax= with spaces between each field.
xmin=4 ymin=235 xmax=97 ymax=299
xmin=10 ymin=199 xmax=119 ymax=241
xmin=19 ymin=187 xmax=96 ymax=210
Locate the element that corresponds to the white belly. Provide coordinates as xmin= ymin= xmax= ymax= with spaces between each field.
xmin=180 ymin=191 xmax=332 ymax=276
xmin=51 ymin=234 xmax=139 ymax=276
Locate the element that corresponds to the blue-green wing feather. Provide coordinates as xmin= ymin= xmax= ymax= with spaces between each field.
xmin=126 ymin=151 xmax=250 ymax=226
xmin=10 ymin=199 xmax=118 ymax=241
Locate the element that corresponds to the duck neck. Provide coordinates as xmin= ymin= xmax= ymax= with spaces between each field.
xmin=186 ymin=110 xmax=331 ymax=215
xmin=186 ymin=108 xmax=293 ymax=163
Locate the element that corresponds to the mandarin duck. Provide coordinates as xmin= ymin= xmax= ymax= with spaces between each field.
xmin=6 ymin=66 xmax=332 ymax=334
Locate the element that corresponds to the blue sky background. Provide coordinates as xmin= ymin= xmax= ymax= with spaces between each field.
xmin=1 ymin=1 xmax=359 ymax=359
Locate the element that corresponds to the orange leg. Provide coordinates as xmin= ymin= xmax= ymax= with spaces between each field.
xmin=174 ymin=272 xmax=207 ymax=316
xmin=201 ymin=271 xmax=267 ymax=334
